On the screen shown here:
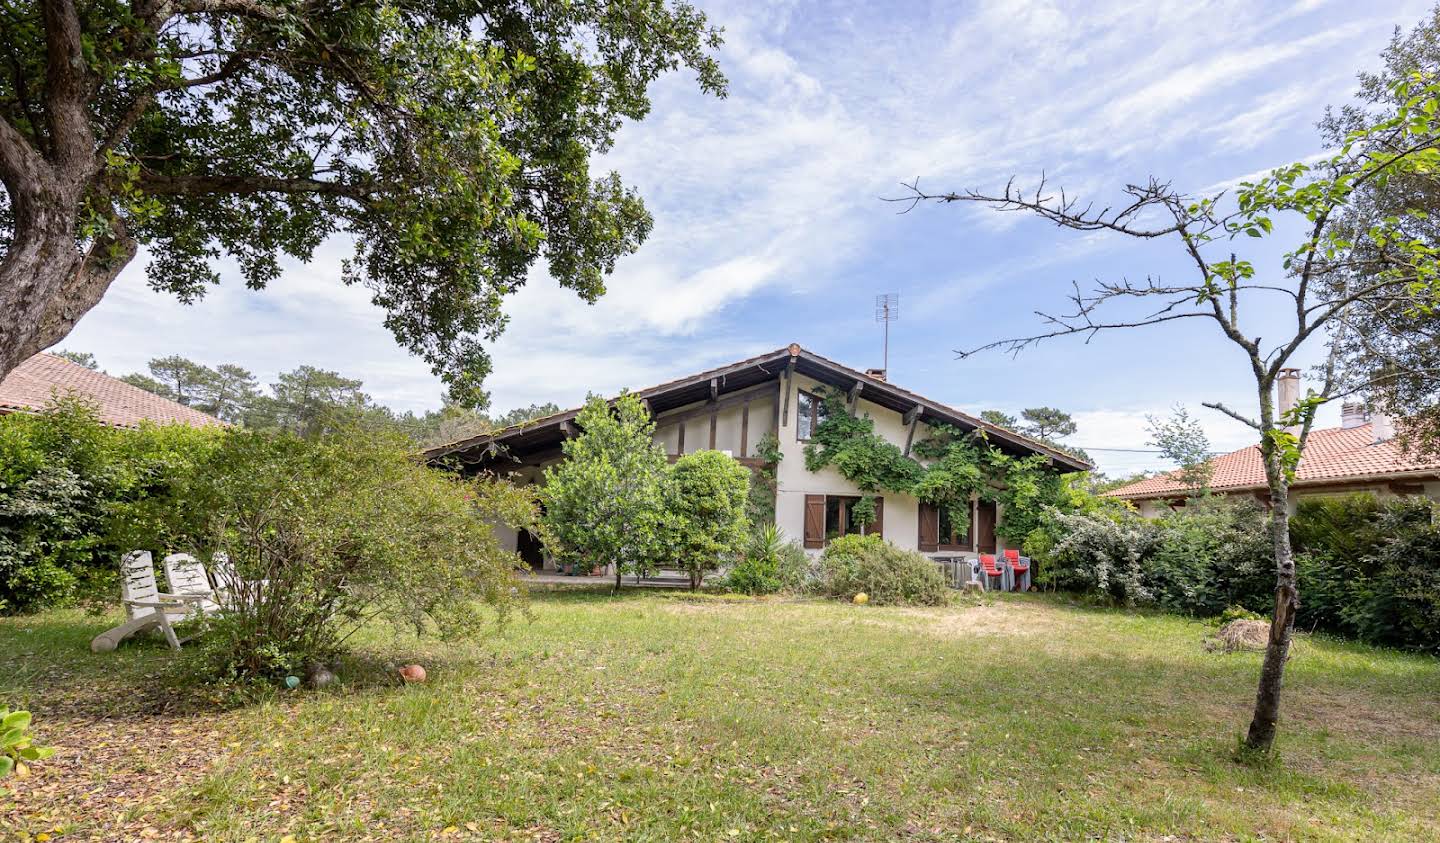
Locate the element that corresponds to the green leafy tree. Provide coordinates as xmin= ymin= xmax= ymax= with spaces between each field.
xmin=119 ymin=372 xmax=167 ymax=395
xmin=145 ymin=355 xmax=214 ymax=406
xmin=492 ymin=402 xmax=563 ymax=429
xmin=198 ymin=364 xmax=259 ymax=423
xmin=899 ymin=70 xmax=1440 ymax=752
xmin=261 ymin=366 xmax=370 ymax=439
xmin=541 ymin=394 xmax=669 ymax=591
xmin=1020 ymin=406 xmax=1077 ymax=440
xmin=0 ymin=0 xmax=725 ymax=404
xmin=52 ymin=350 xmax=97 ymax=369
xmin=668 ymin=450 xmax=750 ymax=590
xmin=1146 ymin=405 xmax=1213 ymax=496
xmin=980 ymin=409 xmax=1018 ymax=429
xmin=1320 ymin=10 xmax=1440 ymax=458
xmin=152 ymin=427 xmax=537 ymax=678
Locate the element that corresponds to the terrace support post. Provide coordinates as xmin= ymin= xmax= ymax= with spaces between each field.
xmin=709 ymin=409 xmax=717 ymax=449
xmin=848 ymin=381 xmax=863 ymax=412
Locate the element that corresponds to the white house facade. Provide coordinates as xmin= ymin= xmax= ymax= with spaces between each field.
xmin=425 ymin=344 xmax=1090 ymax=569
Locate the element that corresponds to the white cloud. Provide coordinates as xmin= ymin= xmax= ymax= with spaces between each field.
xmin=58 ymin=0 xmax=1437 ymax=420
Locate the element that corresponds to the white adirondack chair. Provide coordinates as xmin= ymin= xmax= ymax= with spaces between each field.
xmin=89 ymin=551 xmax=216 ymax=652
xmin=207 ymin=552 xmax=267 ymax=607
xmin=161 ymin=553 xmax=221 ymax=614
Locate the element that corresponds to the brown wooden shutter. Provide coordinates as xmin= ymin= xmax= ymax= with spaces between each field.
xmin=803 ymin=495 xmax=826 ymax=549
xmin=918 ymin=502 xmax=939 ymax=552
xmin=977 ymin=500 xmax=998 ymax=554
xmin=869 ymin=497 xmax=884 ymax=539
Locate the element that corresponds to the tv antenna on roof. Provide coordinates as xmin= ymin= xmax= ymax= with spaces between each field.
xmin=875 ymin=293 xmax=899 ymax=374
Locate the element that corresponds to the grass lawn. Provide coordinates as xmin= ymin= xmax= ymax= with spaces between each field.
xmin=3 ymin=590 xmax=1439 ymax=842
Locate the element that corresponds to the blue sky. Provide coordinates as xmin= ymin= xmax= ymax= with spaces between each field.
xmin=62 ymin=0 xmax=1432 ymax=476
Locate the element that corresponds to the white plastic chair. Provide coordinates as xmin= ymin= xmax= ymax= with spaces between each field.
xmin=90 ymin=552 xmax=214 ymax=652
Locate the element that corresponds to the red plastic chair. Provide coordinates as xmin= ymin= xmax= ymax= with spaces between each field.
xmin=1005 ymin=549 xmax=1030 ymax=591
xmin=978 ymin=553 xmax=1005 ymax=591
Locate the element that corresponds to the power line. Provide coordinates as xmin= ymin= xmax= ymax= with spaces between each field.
xmin=1072 ymin=445 xmax=1222 ymax=455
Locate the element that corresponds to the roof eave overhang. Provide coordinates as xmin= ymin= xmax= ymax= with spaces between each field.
xmin=425 ymin=346 xmax=1093 ymax=473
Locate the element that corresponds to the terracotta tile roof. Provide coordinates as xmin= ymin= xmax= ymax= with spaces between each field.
xmin=0 ymin=353 xmax=224 ymax=430
xmin=1106 ymin=423 xmax=1440 ymax=499
xmin=424 ymin=342 xmax=1092 ymax=472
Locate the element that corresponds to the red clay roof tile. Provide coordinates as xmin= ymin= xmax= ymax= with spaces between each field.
xmin=0 ymin=353 xmax=224 ymax=430
xmin=1106 ymin=423 xmax=1440 ymax=499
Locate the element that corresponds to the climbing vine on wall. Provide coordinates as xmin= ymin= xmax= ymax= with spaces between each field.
xmin=746 ymin=432 xmax=783 ymax=525
xmin=802 ymin=387 xmax=1065 ymax=540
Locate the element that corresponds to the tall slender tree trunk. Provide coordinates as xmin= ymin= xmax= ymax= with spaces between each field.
xmin=1246 ymin=426 xmax=1300 ymax=752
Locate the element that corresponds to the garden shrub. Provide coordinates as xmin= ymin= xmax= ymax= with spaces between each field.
xmin=0 ymin=397 xmax=218 ymax=614
xmin=668 ymin=450 xmax=751 ymax=590
xmin=817 ymin=534 xmax=947 ymax=606
xmin=725 ymin=523 xmax=811 ymax=595
xmin=542 ymin=394 xmax=670 ymax=589
xmin=1036 ymin=491 xmax=1440 ymax=652
xmin=155 ymin=428 xmax=540 ymax=680
xmin=1345 ymin=499 xmax=1440 ymax=652
xmin=1034 ymin=497 xmax=1271 ymax=612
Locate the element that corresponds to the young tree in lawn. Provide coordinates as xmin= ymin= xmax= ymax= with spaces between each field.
xmin=542 ymin=394 xmax=670 ymax=591
xmin=1147 ymin=406 xmax=1214 ymax=497
xmin=894 ymin=77 xmax=1440 ymax=752
xmin=0 ymin=1 xmax=724 ymax=404
xmin=669 ymin=450 xmax=751 ymax=590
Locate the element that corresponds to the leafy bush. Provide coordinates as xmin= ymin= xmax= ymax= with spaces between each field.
xmin=1037 ymin=491 xmax=1440 ymax=652
xmin=1034 ymin=497 xmax=1271 ymax=612
xmin=0 ymin=397 xmax=218 ymax=614
xmin=725 ymin=523 xmax=811 ymax=595
xmin=155 ymin=428 xmax=538 ymax=680
xmin=1339 ymin=498 xmax=1440 ymax=652
xmin=668 ymin=450 xmax=751 ymax=590
xmin=817 ymin=534 xmax=947 ymax=606
xmin=542 ymin=394 xmax=670 ymax=589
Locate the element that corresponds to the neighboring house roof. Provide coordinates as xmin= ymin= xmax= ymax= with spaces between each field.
xmin=424 ymin=343 xmax=1092 ymax=473
xmin=0 ymin=353 xmax=223 ymax=429
xmin=1106 ymin=423 xmax=1440 ymax=500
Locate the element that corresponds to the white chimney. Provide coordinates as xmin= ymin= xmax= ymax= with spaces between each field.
xmin=1277 ymin=368 xmax=1301 ymax=434
xmin=1340 ymin=401 xmax=1367 ymax=430
xmin=1372 ymin=412 xmax=1396 ymax=444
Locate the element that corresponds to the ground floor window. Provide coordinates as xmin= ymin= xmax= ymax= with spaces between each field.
xmin=804 ymin=494 xmax=883 ymax=548
xmin=918 ymin=499 xmax=996 ymax=553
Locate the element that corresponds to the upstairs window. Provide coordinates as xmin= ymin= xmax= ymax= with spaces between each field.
xmin=796 ymin=390 xmax=828 ymax=440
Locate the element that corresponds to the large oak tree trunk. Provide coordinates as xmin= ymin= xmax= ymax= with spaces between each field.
xmin=0 ymin=204 xmax=134 ymax=381
xmin=1245 ymin=440 xmax=1299 ymax=752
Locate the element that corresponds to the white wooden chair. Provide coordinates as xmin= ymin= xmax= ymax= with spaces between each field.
xmin=89 ymin=551 xmax=216 ymax=652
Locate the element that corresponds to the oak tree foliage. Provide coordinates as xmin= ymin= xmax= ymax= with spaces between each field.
xmin=0 ymin=0 xmax=725 ymax=405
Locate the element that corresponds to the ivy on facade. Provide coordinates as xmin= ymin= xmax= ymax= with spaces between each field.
xmin=801 ymin=387 xmax=1064 ymax=540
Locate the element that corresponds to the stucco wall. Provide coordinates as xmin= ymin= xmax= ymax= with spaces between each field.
xmin=770 ymin=373 xmax=998 ymax=556
xmin=651 ymin=395 xmax=776 ymax=457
